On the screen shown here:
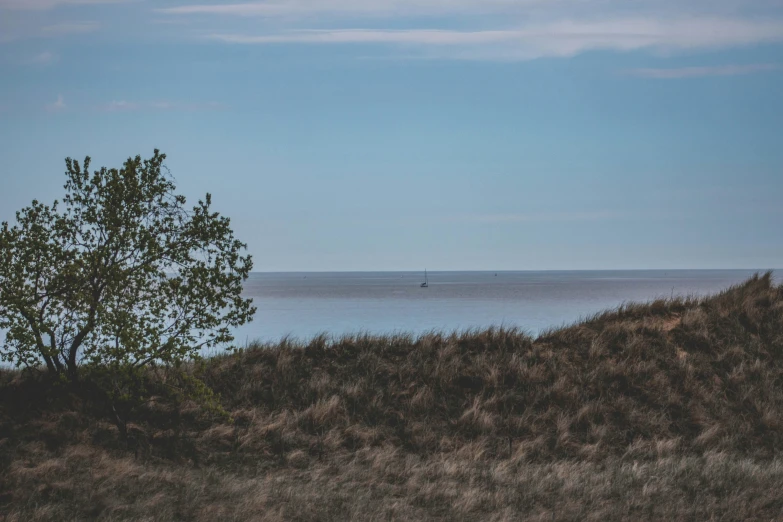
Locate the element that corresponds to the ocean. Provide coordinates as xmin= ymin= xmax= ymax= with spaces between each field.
xmin=233 ymin=269 xmax=771 ymax=345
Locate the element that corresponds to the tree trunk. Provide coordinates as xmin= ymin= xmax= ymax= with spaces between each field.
xmin=41 ymin=352 xmax=57 ymax=374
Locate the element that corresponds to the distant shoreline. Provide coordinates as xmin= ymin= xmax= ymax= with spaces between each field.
xmin=247 ymin=268 xmax=780 ymax=274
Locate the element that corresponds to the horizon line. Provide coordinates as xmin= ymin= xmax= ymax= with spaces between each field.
xmin=247 ymin=268 xmax=779 ymax=274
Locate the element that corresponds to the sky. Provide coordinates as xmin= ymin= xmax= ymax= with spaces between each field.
xmin=0 ymin=0 xmax=781 ymax=272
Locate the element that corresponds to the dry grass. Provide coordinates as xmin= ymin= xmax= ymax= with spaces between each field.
xmin=1 ymin=272 xmax=783 ymax=520
xmin=3 ymin=445 xmax=783 ymax=521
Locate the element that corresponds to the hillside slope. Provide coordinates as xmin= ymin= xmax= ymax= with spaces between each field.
xmin=1 ymin=273 xmax=782 ymax=520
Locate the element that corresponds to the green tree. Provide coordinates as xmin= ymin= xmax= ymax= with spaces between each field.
xmin=0 ymin=150 xmax=255 ymax=380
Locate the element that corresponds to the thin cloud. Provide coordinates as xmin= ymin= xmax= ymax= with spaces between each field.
xmin=449 ymin=211 xmax=621 ymax=224
xmin=158 ymin=0 xmax=546 ymax=17
xmin=40 ymin=21 xmax=100 ymax=35
xmin=1 ymin=19 xmax=100 ymax=42
xmin=0 ymin=0 xmax=128 ymax=10
xmin=46 ymin=94 xmax=66 ymax=112
xmin=211 ymin=29 xmax=518 ymax=45
xmin=626 ymin=63 xmax=780 ymax=78
xmin=157 ymin=0 xmax=779 ymax=19
xmin=30 ymin=51 xmax=57 ymax=64
xmin=0 ymin=0 xmax=118 ymax=43
xmin=208 ymin=17 xmax=783 ymax=59
xmin=102 ymin=100 xmax=142 ymax=111
xmin=150 ymin=18 xmax=193 ymax=26
xmin=99 ymin=100 xmax=227 ymax=112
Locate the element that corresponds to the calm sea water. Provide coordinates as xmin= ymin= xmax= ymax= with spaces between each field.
xmin=233 ymin=270 xmax=771 ymax=345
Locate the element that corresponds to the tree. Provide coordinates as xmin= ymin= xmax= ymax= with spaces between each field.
xmin=0 ymin=150 xmax=255 ymax=380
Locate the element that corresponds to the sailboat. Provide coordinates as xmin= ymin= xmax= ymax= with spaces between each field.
xmin=420 ymin=269 xmax=429 ymax=288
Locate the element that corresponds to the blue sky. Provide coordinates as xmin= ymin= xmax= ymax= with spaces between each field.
xmin=1 ymin=0 xmax=781 ymax=271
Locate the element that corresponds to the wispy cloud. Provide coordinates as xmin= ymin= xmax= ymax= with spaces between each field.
xmin=210 ymin=29 xmax=517 ymax=45
xmin=46 ymin=94 xmax=66 ymax=112
xmin=5 ymin=0 xmax=783 ymax=62
xmin=0 ymin=0 xmax=120 ymax=43
xmin=158 ymin=0 xmax=780 ymax=19
xmin=98 ymin=100 xmax=227 ymax=112
xmin=207 ymin=17 xmax=783 ymax=60
xmin=0 ymin=0 xmax=127 ymax=10
xmin=626 ymin=63 xmax=780 ymax=78
xmin=0 ymin=22 xmax=99 ymax=42
xmin=448 ymin=211 xmax=621 ymax=224
xmin=158 ymin=0 xmax=548 ymax=18
xmin=39 ymin=21 xmax=99 ymax=36
xmin=150 ymin=18 xmax=192 ymax=26
xmin=30 ymin=51 xmax=57 ymax=64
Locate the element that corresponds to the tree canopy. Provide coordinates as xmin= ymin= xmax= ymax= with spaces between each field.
xmin=0 ymin=150 xmax=255 ymax=379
